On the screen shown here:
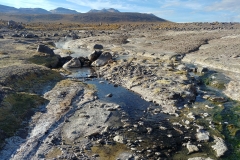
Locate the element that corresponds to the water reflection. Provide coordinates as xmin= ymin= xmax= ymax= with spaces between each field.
xmin=66 ymin=67 xmax=98 ymax=78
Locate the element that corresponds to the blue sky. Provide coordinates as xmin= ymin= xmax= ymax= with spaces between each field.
xmin=0 ymin=0 xmax=240 ymax=22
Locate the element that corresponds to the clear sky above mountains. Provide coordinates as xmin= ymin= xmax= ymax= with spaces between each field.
xmin=0 ymin=0 xmax=239 ymax=22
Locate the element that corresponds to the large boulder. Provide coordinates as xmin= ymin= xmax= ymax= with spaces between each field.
xmin=37 ymin=44 xmax=55 ymax=56
xmin=63 ymin=57 xmax=81 ymax=69
xmin=0 ymin=35 xmax=3 ymax=39
xmin=91 ymin=52 xmax=112 ymax=67
xmin=88 ymin=50 xmax=102 ymax=62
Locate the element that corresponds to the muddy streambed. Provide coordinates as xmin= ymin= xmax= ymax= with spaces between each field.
xmin=66 ymin=66 xmax=240 ymax=160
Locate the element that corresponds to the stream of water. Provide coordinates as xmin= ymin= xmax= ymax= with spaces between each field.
xmin=65 ymin=65 xmax=240 ymax=159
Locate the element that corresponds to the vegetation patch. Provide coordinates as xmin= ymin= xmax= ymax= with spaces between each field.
xmin=0 ymin=93 xmax=48 ymax=141
xmin=28 ymin=53 xmax=59 ymax=68
xmin=0 ymin=64 xmax=63 ymax=94
xmin=213 ymin=103 xmax=240 ymax=159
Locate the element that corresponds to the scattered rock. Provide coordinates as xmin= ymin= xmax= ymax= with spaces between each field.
xmin=211 ymin=136 xmax=228 ymax=157
xmin=186 ymin=141 xmax=199 ymax=154
xmin=113 ymin=135 xmax=126 ymax=144
xmin=93 ymin=44 xmax=103 ymax=50
xmin=196 ymin=129 xmax=209 ymax=142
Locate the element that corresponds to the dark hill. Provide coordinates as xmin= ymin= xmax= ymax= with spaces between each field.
xmin=50 ymin=7 xmax=79 ymax=14
xmin=0 ymin=4 xmax=18 ymax=13
xmin=88 ymin=8 xmax=120 ymax=13
xmin=0 ymin=12 xmax=167 ymax=23
xmin=18 ymin=8 xmax=51 ymax=14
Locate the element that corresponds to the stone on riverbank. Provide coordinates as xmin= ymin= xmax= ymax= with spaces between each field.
xmin=211 ymin=136 xmax=228 ymax=157
xmin=92 ymin=51 xmax=112 ymax=67
xmin=63 ymin=57 xmax=81 ymax=69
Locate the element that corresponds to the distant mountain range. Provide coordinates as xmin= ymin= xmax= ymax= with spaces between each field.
xmin=50 ymin=7 xmax=79 ymax=14
xmin=0 ymin=4 xmax=121 ymax=14
xmin=0 ymin=4 xmax=168 ymax=23
xmin=88 ymin=8 xmax=120 ymax=13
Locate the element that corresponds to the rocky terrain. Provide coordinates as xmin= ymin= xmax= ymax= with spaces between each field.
xmin=0 ymin=21 xmax=240 ymax=160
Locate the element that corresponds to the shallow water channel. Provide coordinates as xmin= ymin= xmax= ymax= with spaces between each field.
xmin=66 ymin=66 xmax=240 ymax=159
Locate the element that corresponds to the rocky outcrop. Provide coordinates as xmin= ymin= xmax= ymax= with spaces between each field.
xmin=63 ymin=57 xmax=81 ymax=69
xmin=91 ymin=51 xmax=112 ymax=67
xmin=224 ymin=80 xmax=240 ymax=101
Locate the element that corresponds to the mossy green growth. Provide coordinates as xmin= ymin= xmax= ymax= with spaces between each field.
xmin=0 ymin=93 xmax=48 ymax=137
xmin=210 ymin=80 xmax=226 ymax=90
xmin=213 ymin=103 xmax=240 ymax=159
xmin=28 ymin=54 xmax=59 ymax=68
xmin=200 ymin=72 xmax=227 ymax=90
xmin=6 ymin=69 xmax=63 ymax=94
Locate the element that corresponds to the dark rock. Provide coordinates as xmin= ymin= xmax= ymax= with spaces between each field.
xmin=0 ymin=35 xmax=3 ymax=39
xmin=88 ymin=50 xmax=102 ymax=62
xmin=53 ymin=33 xmax=59 ymax=37
xmin=92 ymin=51 xmax=112 ymax=67
xmin=63 ymin=57 xmax=81 ymax=69
xmin=77 ymin=57 xmax=91 ymax=67
xmin=11 ymin=34 xmax=20 ymax=37
xmin=71 ymin=33 xmax=79 ymax=40
xmin=93 ymin=44 xmax=103 ymax=50
xmin=37 ymin=44 xmax=55 ymax=56
xmin=23 ymin=33 xmax=35 ymax=38
xmin=168 ymin=92 xmax=180 ymax=100
xmin=57 ymin=56 xmax=72 ymax=67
